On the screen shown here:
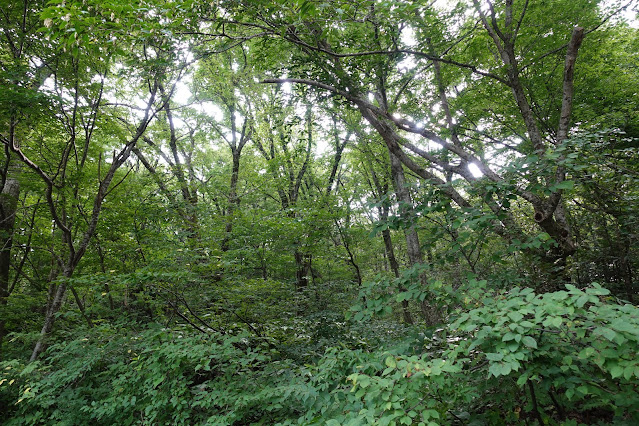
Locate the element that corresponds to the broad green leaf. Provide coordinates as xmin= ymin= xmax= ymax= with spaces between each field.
xmin=507 ymin=311 xmax=524 ymax=322
xmin=502 ymin=332 xmax=517 ymax=342
xmin=486 ymin=352 xmax=504 ymax=361
xmin=610 ymin=365 xmax=624 ymax=379
xmin=593 ymin=327 xmax=616 ymax=341
xmin=385 ymin=356 xmax=397 ymax=369
xmin=522 ymin=336 xmax=537 ymax=349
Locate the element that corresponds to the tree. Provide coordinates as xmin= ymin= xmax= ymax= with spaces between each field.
xmin=192 ymin=50 xmax=255 ymax=253
xmin=0 ymin=0 xmax=191 ymax=360
xmin=358 ymin=132 xmax=415 ymax=324
xmin=215 ymin=0 xmax=636 ymax=290
xmin=252 ymin=87 xmax=316 ymax=290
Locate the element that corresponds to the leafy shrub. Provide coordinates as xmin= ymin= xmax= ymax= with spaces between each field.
xmin=0 ymin=325 xmax=300 ymax=425
xmin=451 ymin=283 xmax=639 ymax=423
xmin=298 ymin=282 xmax=639 ymax=424
xmin=328 ymin=282 xmax=639 ymax=424
xmin=2 ymin=283 xmax=637 ymax=425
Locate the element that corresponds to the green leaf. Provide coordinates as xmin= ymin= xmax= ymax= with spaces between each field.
xmin=594 ymin=327 xmax=616 ymax=341
xmin=488 ymin=363 xmax=501 ymax=377
xmin=543 ymin=316 xmax=563 ymax=327
xmin=553 ymin=180 xmax=574 ymax=190
xmin=578 ymin=347 xmax=595 ymax=359
xmin=623 ymin=365 xmax=635 ymax=380
xmin=610 ymin=365 xmax=624 ymax=379
xmin=575 ymin=295 xmax=589 ymax=308
xmin=522 ymin=336 xmax=537 ymax=349
xmin=385 ymin=356 xmax=397 ymax=369
xmin=507 ymin=341 xmax=520 ymax=352
xmin=507 ymin=311 xmax=524 ymax=322
xmin=585 ymin=286 xmax=610 ymax=296
xmin=489 ymin=362 xmax=512 ymax=377
xmin=358 ymin=376 xmax=371 ymax=388
xmin=516 ymin=373 xmax=530 ymax=386
xmin=502 ymin=332 xmax=517 ymax=342
xmin=486 ymin=352 xmax=504 ymax=361
xmin=610 ymin=320 xmax=636 ymax=333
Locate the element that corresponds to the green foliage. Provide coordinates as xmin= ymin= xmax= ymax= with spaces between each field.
xmin=4 ymin=282 xmax=637 ymax=425
xmin=452 ymin=283 xmax=639 ymax=421
xmin=342 ymin=281 xmax=639 ymax=424
xmin=2 ymin=0 xmax=638 ymax=425
xmin=0 ymin=325 xmax=300 ymax=425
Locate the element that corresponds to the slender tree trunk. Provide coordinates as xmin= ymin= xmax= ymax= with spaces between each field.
xmin=259 ymin=243 xmax=268 ymax=279
xmin=381 ymin=225 xmax=413 ymax=325
xmin=221 ymin=151 xmax=241 ymax=252
xmin=389 ymin=150 xmax=439 ymax=325
xmin=616 ymin=228 xmax=635 ymax=303
xmin=70 ymin=286 xmax=93 ymax=328
xmin=291 ymin=108 xmax=314 ymax=291
xmin=334 ymin=218 xmax=363 ymax=288
xmin=28 ymin=91 xmax=157 ymax=361
xmin=94 ymin=238 xmax=114 ymax=310
xmin=0 ymin=175 xmax=20 ymax=353
xmin=364 ymin=147 xmax=414 ymax=325
xmin=30 ymin=266 xmax=72 ymax=361
xmin=294 ymin=251 xmax=312 ymax=291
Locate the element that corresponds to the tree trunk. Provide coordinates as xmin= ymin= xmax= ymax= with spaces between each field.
xmin=0 ymin=176 xmax=19 ymax=353
xmin=372 ymin=167 xmax=413 ymax=325
xmin=334 ymin=218 xmax=363 ymax=288
xmin=30 ymin=266 xmax=71 ymax=361
xmin=381 ymin=226 xmax=413 ymax=325
xmin=221 ymin=150 xmax=241 ymax=252
xmin=389 ymin=150 xmax=439 ymax=325
xmin=294 ymin=251 xmax=312 ymax=291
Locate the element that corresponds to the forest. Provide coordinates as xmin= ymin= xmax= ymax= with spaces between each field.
xmin=0 ymin=0 xmax=638 ymax=424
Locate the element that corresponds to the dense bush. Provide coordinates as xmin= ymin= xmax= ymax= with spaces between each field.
xmin=0 ymin=325 xmax=303 ymax=425
xmin=2 ymin=282 xmax=637 ymax=425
